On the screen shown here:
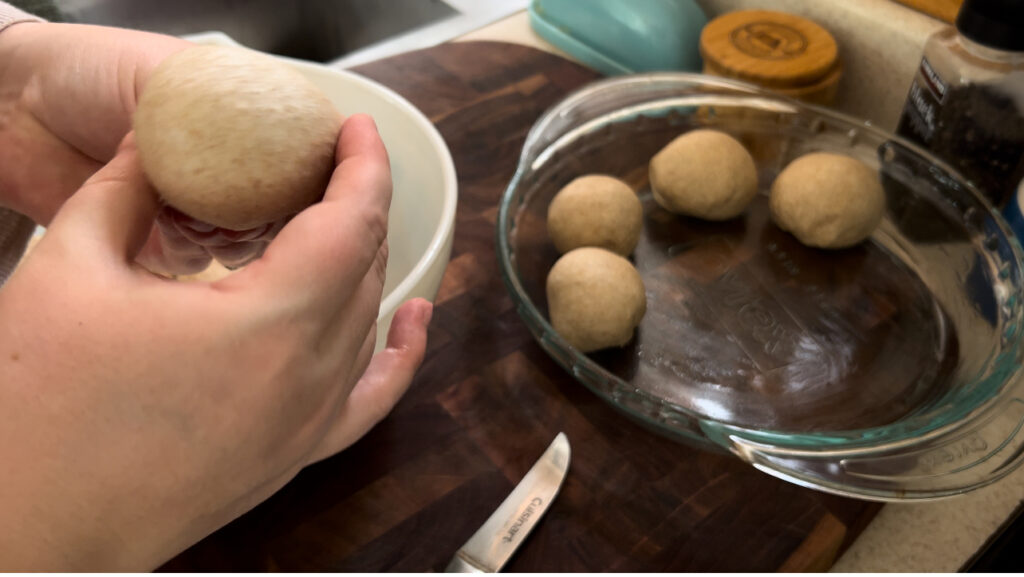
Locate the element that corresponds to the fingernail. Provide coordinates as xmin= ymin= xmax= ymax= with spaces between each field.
xmin=350 ymin=113 xmax=376 ymax=129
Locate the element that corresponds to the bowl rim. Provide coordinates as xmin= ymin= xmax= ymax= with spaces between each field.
xmin=275 ymin=48 xmax=459 ymax=322
xmin=185 ymin=32 xmax=459 ymax=323
xmin=496 ymin=71 xmax=1024 ymax=456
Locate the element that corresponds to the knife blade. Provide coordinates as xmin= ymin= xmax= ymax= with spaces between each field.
xmin=446 ymin=432 xmax=571 ymax=573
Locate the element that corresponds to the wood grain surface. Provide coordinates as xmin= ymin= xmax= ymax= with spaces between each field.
xmin=699 ymin=9 xmax=838 ymax=87
xmin=159 ymin=41 xmax=881 ymax=572
xmin=891 ymin=0 xmax=962 ymax=23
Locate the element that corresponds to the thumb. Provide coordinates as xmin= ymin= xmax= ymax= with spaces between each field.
xmin=46 ymin=133 xmax=160 ymax=268
xmin=306 ymin=298 xmax=433 ymax=465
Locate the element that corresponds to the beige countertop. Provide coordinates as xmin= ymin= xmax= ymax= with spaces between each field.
xmin=456 ymin=4 xmax=1024 ymax=572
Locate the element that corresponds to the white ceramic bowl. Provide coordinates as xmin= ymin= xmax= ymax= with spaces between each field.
xmin=188 ymin=32 xmax=458 ymax=351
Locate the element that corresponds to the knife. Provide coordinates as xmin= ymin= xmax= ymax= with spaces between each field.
xmin=446 ymin=433 xmax=571 ymax=573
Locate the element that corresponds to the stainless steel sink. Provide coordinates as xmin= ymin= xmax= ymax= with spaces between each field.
xmin=48 ymin=0 xmax=528 ymax=66
xmin=52 ymin=0 xmax=455 ymax=62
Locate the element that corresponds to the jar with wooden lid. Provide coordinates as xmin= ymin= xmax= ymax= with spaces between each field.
xmin=699 ymin=10 xmax=842 ymax=106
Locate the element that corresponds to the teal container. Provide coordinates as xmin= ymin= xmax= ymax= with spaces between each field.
xmin=529 ymin=0 xmax=708 ymax=76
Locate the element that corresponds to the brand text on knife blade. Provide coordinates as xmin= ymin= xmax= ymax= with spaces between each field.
xmin=502 ymin=498 xmax=544 ymax=543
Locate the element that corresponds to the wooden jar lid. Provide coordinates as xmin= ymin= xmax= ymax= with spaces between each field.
xmin=700 ymin=10 xmax=840 ymax=90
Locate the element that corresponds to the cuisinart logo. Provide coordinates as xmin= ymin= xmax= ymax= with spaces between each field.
xmin=919 ymin=57 xmax=947 ymax=102
xmin=502 ymin=498 xmax=543 ymax=543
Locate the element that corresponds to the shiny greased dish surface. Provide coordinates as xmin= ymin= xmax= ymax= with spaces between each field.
xmin=512 ymin=120 xmax=955 ymax=433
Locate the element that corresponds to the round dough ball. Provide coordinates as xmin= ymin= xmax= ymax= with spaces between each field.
xmin=547 ymin=175 xmax=643 ymax=256
xmin=135 ymin=45 xmax=343 ymax=230
xmin=546 ymin=247 xmax=646 ymax=353
xmin=649 ymin=129 xmax=758 ymax=220
xmin=770 ymin=152 xmax=885 ymax=249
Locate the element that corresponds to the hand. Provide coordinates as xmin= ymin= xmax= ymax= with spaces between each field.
xmin=0 ymin=22 xmax=276 ymax=274
xmin=0 ymin=115 xmax=432 ymax=570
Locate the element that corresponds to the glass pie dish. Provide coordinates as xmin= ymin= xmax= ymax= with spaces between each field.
xmin=496 ymin=73 xmax=1024 ymax=501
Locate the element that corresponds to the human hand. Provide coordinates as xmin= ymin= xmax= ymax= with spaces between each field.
xmin=0 ymin=115 xmax=431 ymax=570
xmin=0 ymin=22 xmax=285 ymax=274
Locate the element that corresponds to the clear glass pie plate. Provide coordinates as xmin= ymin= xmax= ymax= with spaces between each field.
xmin=496 ymin=73 xmax=1024 ymax=501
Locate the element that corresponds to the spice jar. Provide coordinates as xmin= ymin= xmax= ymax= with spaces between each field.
xmin=699 ymin=10 xmax=842 ymax=106
xmin=895 ymin=0 xmax=1024 ymax=208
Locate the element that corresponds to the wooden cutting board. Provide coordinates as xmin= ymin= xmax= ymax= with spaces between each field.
xmin=159 ymin=41 xmax=881 ymax=572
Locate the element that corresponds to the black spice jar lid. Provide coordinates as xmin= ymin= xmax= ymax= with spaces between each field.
xmin=956 ymin=0 xmax=1024 ymax=52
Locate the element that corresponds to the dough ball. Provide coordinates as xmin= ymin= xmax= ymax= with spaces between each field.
xmin=546 ymin=247 xmax=646 ymax=353
xmin=770 ymin=152 xmax=885 ymax=249
xmin=135 ymin=45 xmax=343 ymax=230
xmin=547 ymin=175 xmax=643 ymax=256
xmin=649 ymin=129 xmax=758 ymax=220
